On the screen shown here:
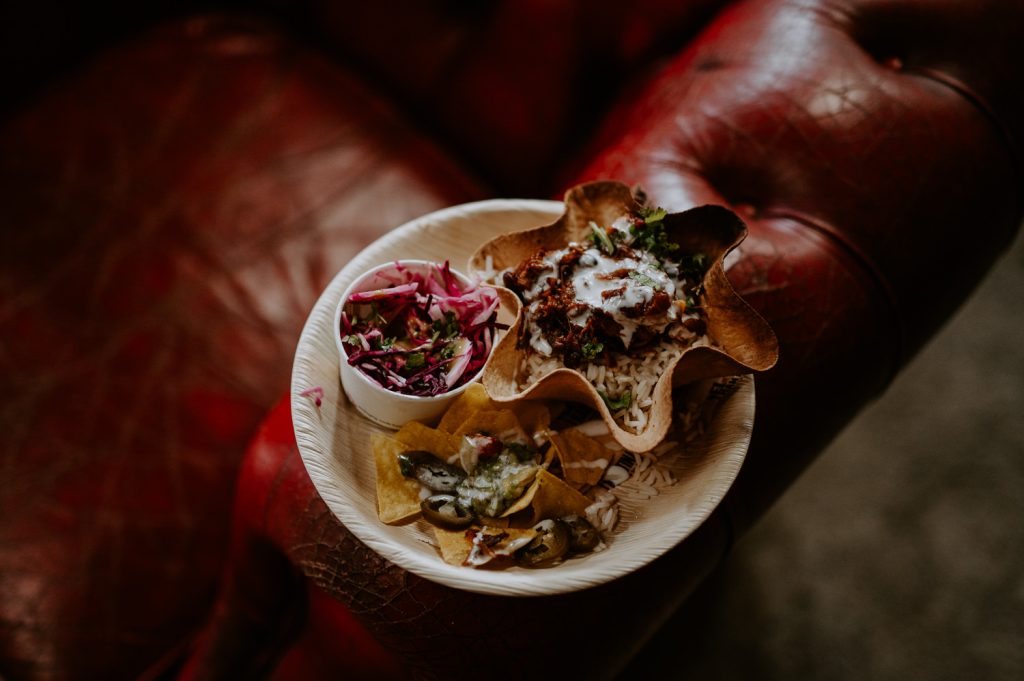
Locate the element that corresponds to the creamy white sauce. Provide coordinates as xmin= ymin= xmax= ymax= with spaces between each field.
xmin=574 ymin=419 xmax=610 ymax=437
xmin=498 ymin=214 xmax=703 ymax=358
xmin=563 ymin=458 xmax=609 ymax=470
xmin=603 ymin=465 xmax=629 ymax=486
xmin=520 ymin=243 xmax=680 ymax=352
xmin=529 ymin=328 xmax=552 ymax=355
xmin=465 ymin=528 xmax=534 ymax=567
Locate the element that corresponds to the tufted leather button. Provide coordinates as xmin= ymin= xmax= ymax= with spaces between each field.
xmin=732 ymin=202 xmax=758 ymax=219
xmin=578 ymin=0 xmax=1021 ymax=363
xmin=881 ymin=55 xmax=904 ymax=70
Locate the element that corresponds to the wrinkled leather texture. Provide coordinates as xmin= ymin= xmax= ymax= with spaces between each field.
xmin=3 ymin=0 xmax=732 ymax=198
xmin=272 ymin=0 xmax=731 ymax=192
xmin=1 ymin=0 xmax=1022 ymax=679
xmin=193 ymin=1 xmax=1022 ymax=679
xmin=0 ymin=15 xmax=483 ymax=681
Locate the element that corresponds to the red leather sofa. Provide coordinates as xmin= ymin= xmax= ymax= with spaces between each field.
xmin=2 ymin=1 xmax=1021 ymax=679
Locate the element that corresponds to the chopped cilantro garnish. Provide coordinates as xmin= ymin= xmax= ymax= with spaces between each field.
xmin=369 ymin=302 xmax=387 ymax=325
xmin=639 ymin=205 xmax=668 ymax=224
xmin=630 ymin=207 xmax=679 ymax=260
xmin=678 ymin=253 xmax=708 ymax=276
xmin=437 ymin=343 xmax=456 ymax=360
xmin=505 ymin=442 xmax=535 ymax=462
xmin=405 ymin=352 xmax=425 ymax=369
xmin=342 ymin=334 xmax=360 ymax=346
xmin=628 ymin=270 xmax=659 ymax=288
xmin=379 ymin=336 xmax=397 ymax=350
xmin=599 ymin=390 xmax=632 ymax=412
xmin=588 ymin=220 xmax=618 ymax=255
xmin=431 ymin=310 xmax=460 ymax=339
xmin=581 ymin=341 xmax=604 ymax=360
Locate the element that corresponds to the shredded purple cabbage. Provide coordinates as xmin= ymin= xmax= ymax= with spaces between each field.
xmin=340 ymin=261 xmax=499 ymax=397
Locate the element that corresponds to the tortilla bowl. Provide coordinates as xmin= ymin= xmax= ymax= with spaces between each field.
xmin=468 ymin=180 xmax=778 ymax=452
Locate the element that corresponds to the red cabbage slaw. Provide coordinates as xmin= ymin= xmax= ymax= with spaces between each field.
xmin=339 ymin=261 xmax=501 ymax=397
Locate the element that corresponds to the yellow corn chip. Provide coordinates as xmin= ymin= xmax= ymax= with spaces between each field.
xmin=437 ymin=383 xmax=495 ymax=433
xmin=433 ymin=525 xmax=537 ymax=566
xmin=511 ymin=401 xmax=551 ymax=438
xmin=454 ymin=409 xmax=529 ymax=446
xmin=439 ymin=383 xmax=552 ymax=442
xmin=392 ymin=420 xmax=460 ymax=461
xmin=503 ymin=468 xmax=591 ymax=526
xmin=548 ymin=429 xmax=612 ymax=487
xmin=371 ymin=434 xmax=423 ymax=524
xmin=434 ymin=527 xmax=473 ymax=565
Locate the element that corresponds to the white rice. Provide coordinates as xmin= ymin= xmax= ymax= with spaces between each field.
xmin=584 ymin=489 xmax=619 ymax=534
xmin=582 ymin=425 xmax=694 ymax=536
xmin=518 ymin=336 xmax=709 ymax=435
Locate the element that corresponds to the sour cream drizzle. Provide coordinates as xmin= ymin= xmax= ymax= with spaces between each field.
xmin=517 ymin=217 xmax=682 ymax=352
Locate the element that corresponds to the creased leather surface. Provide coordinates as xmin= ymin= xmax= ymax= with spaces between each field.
xmin=215 ymin=1 xmax=1022 ymax=679
xmin=281 ymin=0 xmax=732 ymax=193
xmin=0 ymin=15 xmax=483 ymax=681
xmin=3 ymin=0 xmax=1023 ymax=679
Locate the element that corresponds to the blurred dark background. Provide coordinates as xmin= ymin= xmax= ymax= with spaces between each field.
xmin=0 ymin=3 xmax=385 ymax=119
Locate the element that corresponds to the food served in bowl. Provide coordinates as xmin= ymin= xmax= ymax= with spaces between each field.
xmin=334 ymin=259 xmax=501 ymax=428
xmin=469 ymin=181 xmax=778 ymax=452
xmin=293 ymin=195 xmax=760 ymax=590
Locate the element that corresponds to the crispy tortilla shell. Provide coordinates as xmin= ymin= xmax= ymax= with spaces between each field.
xmin=468 ymin=180 xmax=778 ymax=452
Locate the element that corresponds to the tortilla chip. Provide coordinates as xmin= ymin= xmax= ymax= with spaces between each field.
xmin=434 ymin=525 xmax=537 ymax=566
xmin=454 ymin=409 xmax=530 ymax=446
xmin=392 ymin=420 xmax=460 ymax=461
xmin=439 ymin=383 xmax=551 ymax=440
xmin=433 ymin=527 xmax=473 ymax=565
xmin=467 ymin=180 xmax=779 ymax=452
xmin=371 ymin=434 xmax=423 ymax=524
xmin=548 ymin=428 xmax=612 ymax=487
xmin=437 ymin=383 xmax=495 ymax=433
xmin=503 ymin=468 xmax=591 ymax=526
xmin=511 ymin=401 xmax=551 ymax=438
